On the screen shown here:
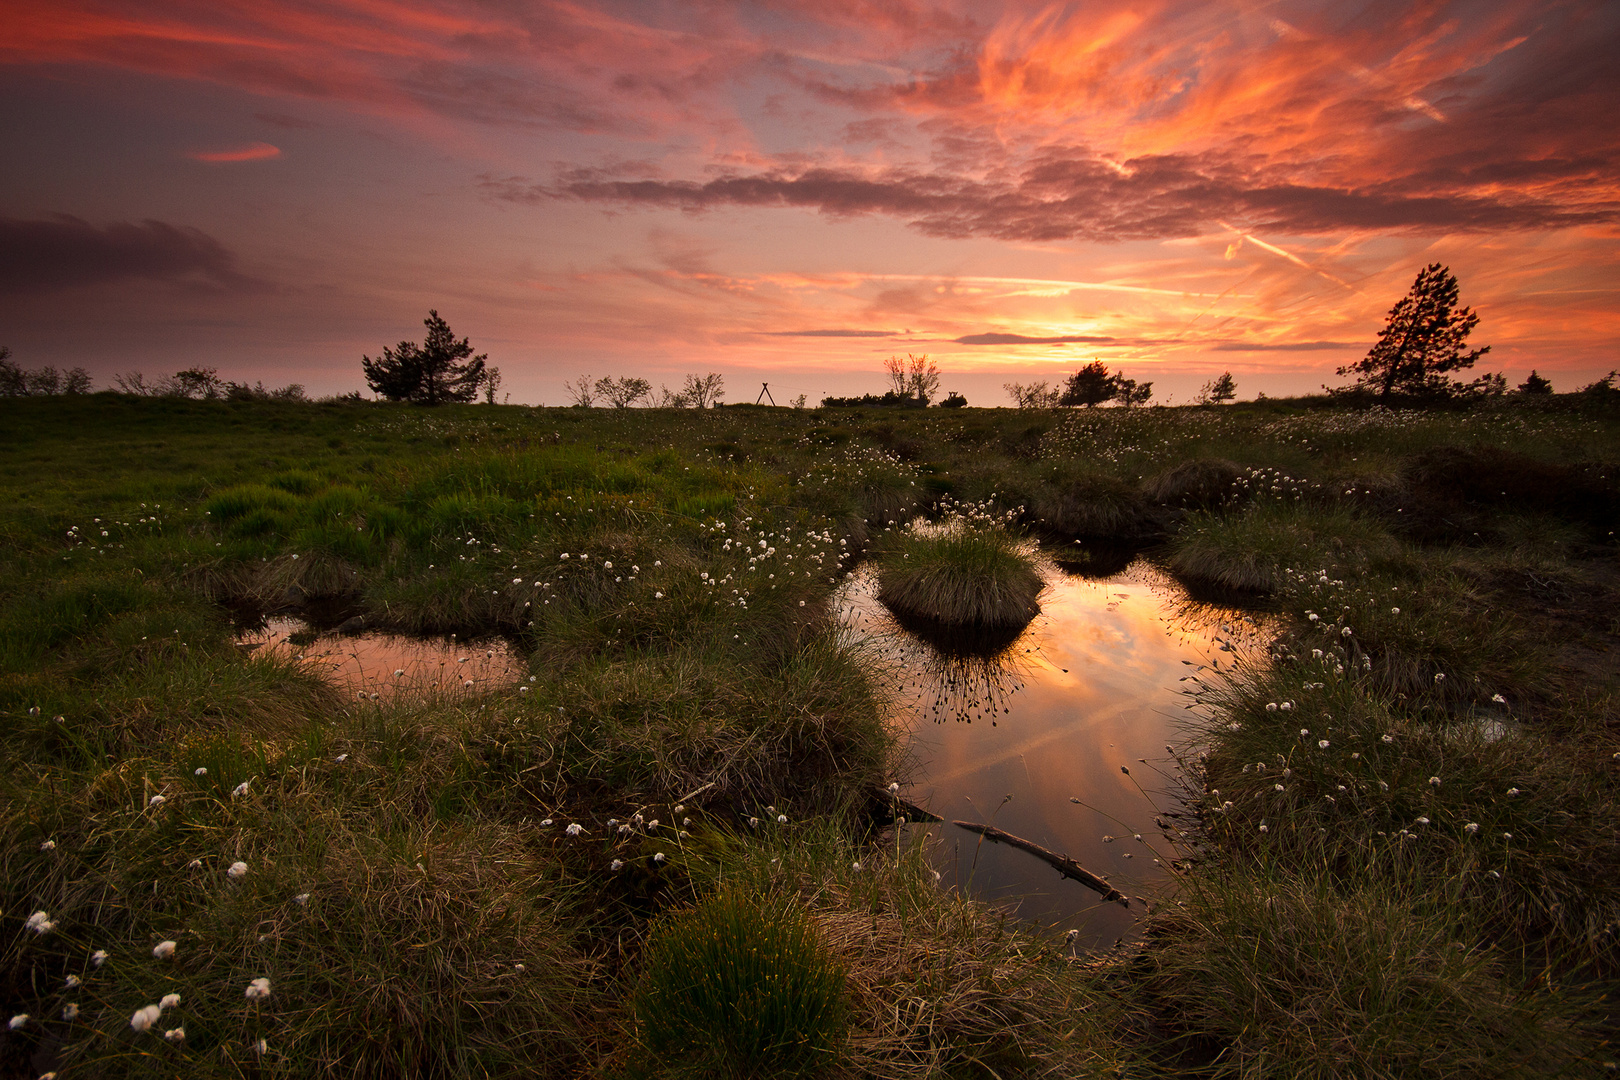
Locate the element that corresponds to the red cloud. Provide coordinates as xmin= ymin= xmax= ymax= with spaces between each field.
xmin=188 ymin=142 xmax=281 ymax=163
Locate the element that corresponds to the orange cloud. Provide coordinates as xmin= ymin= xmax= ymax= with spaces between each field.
xmin=188 ymin=141 xmax=281 ymax=163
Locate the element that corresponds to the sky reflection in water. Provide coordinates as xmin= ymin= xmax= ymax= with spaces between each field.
xmin=837 ymin=559 xmax=1265 ymax=947
xmin=241 ymin=618 xmax=523 ymax=700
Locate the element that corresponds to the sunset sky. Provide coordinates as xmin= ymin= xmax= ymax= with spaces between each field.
xmin=2 ymin=0 xmax=1616 ymax=405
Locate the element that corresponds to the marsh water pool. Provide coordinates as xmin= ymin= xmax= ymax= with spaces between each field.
xmin=837 ymin=558 xmax=1266 ymax=946
xmin=236 ymin=559 xmax=1260 ymax=947
xmin=238 ymin=618 xmax=525 ymax=699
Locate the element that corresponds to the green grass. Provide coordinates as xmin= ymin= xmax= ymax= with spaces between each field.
xmin=874 ymin=518 xmax=1044 ymax=632
xmin=632 ymin=885 xmax=849 ymax=1078
xmin=1 ymin=392 xmax=1617 ymax=1078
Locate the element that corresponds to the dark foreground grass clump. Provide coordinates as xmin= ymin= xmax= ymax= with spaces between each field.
xmin=631 ymin=886 xmax=848 ymax=1079
xmin=874 ymin=522 xmax=1043 ymax=633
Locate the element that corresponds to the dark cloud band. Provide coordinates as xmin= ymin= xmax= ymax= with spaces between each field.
xmin=0 ymin=215 xmax=251 ymax=294
xmin=522 ymin=154 xmax=1616 ymax=241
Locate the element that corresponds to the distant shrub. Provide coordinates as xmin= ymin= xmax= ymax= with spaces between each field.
xmin=0 ymin=348 xmax=92 ymax=396
xmin=634 ymin=887 xmax=848 ymax=1079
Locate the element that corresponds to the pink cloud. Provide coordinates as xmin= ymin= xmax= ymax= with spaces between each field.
xmin=187 ymin=141 xmax=281 ymax=163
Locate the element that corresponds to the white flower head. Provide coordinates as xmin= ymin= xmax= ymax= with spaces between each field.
xmin=62 ymin=1003 xmax=79 ymax=1021
xmin=148 ymin=794 xmax=166 ymax=807
xmin=776 ymin=814 xmax=788 ymax=824
xmin=227 ymin=860 xmax=249 ymax=879
xmin=610 ymin=859 xmax=624 ymax=871
xmin=25 ymin=911 xmax=52 ymax=935
xmin=564 ymin=823 xmax=583 ymax=837
xmin=131 ymin=1004 xmax=162 ymax=1032
xmin=653 ymin=852 xmax=666 ymax=863
xmin=8 ymin=1014 xmax=27 ymax=1031
xmin=159 ymin=993 xmax=181 ymax=1009
xmin=1318 ymin=740 xmax=1330 ymax=749
xmin=39 ymin=839 xmax=56 ymax=851
xmin=1428 ymin=776 xmax=1441 ymax=787
xmin=193 ymin=767 xmax=207 ymax=776
xmin=1464 ymin=822 xmax=1480 ymax=834
xmin=64 ymin=974 xmax=80 ymax=988
xmin=232 ymin=781 xmax=250 ymax=798
xmin=887 ymin=782 xmax=899 ymax=793
xmin=253 ymin=1037 xmax=268 ymax=1054
xmin=245 ymin=977 xmax=272 ymax=1001
xmin=152 ymin=940 xmax=177 ymax=959
xmin=1506 ymin=787 xmax=1520 ymax=797
xmin=91 ymin=949 xmax=108 ymax=966
xmin=335 ymin=754 xmax=348 ymax=763
xmin=164 ymin=1026 xmax=186 ymax=1043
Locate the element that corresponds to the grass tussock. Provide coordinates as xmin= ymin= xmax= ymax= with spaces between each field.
xmin=631 ymin=885 xmax=849 ymax=1079
xmin=665 ymin=821 xmax=1134 ymax=1079
xmin=1145 ymin=865 xmax=1598 ymax=1078
xmin=874 ymin=521 xmax=1043 ymax=632
xmin=1142 ymin=457 xmax=1244 ymax=511
xmin=1165 ymin=501 xmax=1397 ymax=596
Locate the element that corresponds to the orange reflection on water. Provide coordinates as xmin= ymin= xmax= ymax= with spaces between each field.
xmin=839 ymin=560 xmax=1263 ymax=946
xmin=241 ymin=618 xmax=524 ymax=701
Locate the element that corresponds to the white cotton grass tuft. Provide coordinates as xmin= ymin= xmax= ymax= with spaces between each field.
xmin=245 ymin=977 xmax=272 ymax=1001
xmin=8 ymin=1014 xmax=27 ymax=1031
xmin=164 ymin=1026 xmax=186 ymax=1042
xmin=159 ymin=993 xmax=181 ymax=1009
xmin=152 ymin=940 xmax=177 ymax=959
xmin=130 ymin=1004 xmax=162 ymax=1032
xmin=91 ymin=949 xmax=108 ymax=966
xmin=148 ymin=794 xmax=166 ymax=807
xmin=62 ymin=1003 xmax=79 ymax=1021
xmin=39 ymin=839 xmax=55 ymax=851
xmin=25 ymin=911 xmax=54 ymax=935
xmin=564 ymin=823 xmax=582 ymax=837
xmin=232 ymin=781 xmax=250 ymax=798
xmin=227 ymin=861 xmax=249 ymax=879
xmin=194 ymin=767 xmax=207 ymax=776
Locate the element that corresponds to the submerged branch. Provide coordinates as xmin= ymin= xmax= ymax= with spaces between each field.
xmin=952 ymin=821 xmax=1129 ymax=907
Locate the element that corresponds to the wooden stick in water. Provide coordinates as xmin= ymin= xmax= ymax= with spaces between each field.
xmin=952 ymin=820 xmax=1129 ymax=908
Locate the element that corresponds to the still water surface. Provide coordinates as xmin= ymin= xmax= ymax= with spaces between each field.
xmin=239 ymin=618 xmax=524 ymax=699
xmin=239 ymin=561 xmax=1256 ymax=946
xmin=837 ymin=559 xmax=1262 ymax=946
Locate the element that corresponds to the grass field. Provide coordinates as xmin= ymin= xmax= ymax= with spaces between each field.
xmin=2 ymin=391 xmax=1617 ymax=1077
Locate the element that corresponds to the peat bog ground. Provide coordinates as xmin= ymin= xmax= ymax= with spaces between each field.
xmin=2 ymin=391 xmax=1618 ymax=1078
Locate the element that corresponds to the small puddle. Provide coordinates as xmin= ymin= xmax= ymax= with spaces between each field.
xmin=837 ymin=559 xmax=1267 ymax=946
xmin=238 ymin=618 xmax=525 ymax=700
